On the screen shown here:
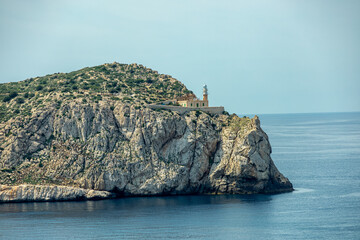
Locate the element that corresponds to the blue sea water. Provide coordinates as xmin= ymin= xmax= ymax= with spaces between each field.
xmin=0 ymin=112 xmax=359 ymax=240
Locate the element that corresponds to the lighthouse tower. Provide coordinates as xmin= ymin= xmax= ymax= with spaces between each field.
xmin=203 ymin=84 xmax=208 ymax=103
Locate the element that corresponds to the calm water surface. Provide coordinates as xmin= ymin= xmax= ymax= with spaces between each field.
xmin=1 ymin=112 xmax=359 ymax=239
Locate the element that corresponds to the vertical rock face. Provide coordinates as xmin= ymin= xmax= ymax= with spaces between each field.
xmin=209 ymin=115 xmax=292 ymax=194
xmin=0 ymin=101 xmax=293 ymax=201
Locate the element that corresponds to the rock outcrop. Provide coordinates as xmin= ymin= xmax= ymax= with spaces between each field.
xmin=0 ymin=63 xmax=293 ymax=202
xmin=0 ymin=101 xmax=292 ymax=200
xmin=0 ymin=184 xmax=113 ymax=202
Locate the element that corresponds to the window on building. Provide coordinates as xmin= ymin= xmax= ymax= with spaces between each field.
xmin=202 ymin=103 xmax=204 ymax=106
xmin=191 ymin=103 xmax=193 ymax=106
xmin=197 ymin=103 xmax=199 ymax=107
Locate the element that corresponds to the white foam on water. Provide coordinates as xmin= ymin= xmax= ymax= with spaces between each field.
xmin=293 ymin=188 xmax=315 ymax=194
xmin=340 ymin=192 xmax=360 ymax=198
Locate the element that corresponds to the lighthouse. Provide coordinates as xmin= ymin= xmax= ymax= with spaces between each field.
xmin=203 ymin=84 xmax=208 ymax=102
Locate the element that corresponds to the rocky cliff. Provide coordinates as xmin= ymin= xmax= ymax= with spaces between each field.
xmin=0 ymin=63 xmax=292 ymax=202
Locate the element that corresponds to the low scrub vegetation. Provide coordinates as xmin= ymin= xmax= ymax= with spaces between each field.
xmin=0 ymin=62 xmax=192 ymax=122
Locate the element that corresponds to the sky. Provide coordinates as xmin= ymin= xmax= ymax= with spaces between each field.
xmin=0 ymin=0 xmax=359 ymax=114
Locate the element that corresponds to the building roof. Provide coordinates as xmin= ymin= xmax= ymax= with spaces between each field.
xmin=176 ymin=93 xmax=197 ymax=101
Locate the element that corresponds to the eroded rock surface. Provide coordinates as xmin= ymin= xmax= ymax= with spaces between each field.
xmin=0 ymin=100 xmax=292 ymax=202
xmin=0 ymin=184 xmax=113 ymax=202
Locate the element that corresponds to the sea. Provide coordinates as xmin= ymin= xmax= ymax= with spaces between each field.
xmin=0 ymin=112 xmax=359 ymax=240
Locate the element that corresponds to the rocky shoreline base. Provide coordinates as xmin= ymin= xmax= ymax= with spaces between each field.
xmin=0 ymin=184 xmax=293 ymax=203
xmin=0 ymin=185 xmax=114 ymax=203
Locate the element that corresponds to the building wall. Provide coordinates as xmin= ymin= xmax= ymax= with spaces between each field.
xmin=147 ymin=105 xmax=224 ymax=114
xmin=177 ymin=99 xmax=208 ymax=108
xmin=178 ymin=100 xmax=188 ymax=107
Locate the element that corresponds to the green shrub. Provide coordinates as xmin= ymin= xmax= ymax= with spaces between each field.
xmin=3 ymin=91 xmax=18 ymax=102
xmin=110 ymin=96 xmax=120 ymax=101
xmin=0 ymin=105 xmax=9 ymax=122
xmin=55 ymin=100 xmax=62 ymax=109
xmin=16 ymin=97 xmax=25 ymax=104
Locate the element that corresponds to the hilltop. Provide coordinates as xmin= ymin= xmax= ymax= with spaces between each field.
xmin=0 ymin=62 xmax=191 ymax=122
xmin=0 ymin=63 xmax=292 ymax=202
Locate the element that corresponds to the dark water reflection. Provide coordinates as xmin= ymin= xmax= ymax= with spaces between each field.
xmin=0 ymin=194 xmax=272 ymax=213
xmin=0 ymin=194 xmax=276 ymax=240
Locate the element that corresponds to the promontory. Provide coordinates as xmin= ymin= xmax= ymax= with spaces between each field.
xmin=0 ymin=62 xmax=293 ymax=202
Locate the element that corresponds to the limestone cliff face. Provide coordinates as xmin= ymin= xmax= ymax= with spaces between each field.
xmin=0 ymin=100 xmax=292 ymax=202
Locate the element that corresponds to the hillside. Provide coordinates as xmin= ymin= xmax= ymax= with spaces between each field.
xmin=0 ymin=63 xmax=292 ymax=202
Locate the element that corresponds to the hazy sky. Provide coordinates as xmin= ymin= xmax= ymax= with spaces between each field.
xmin=0 ymin=0 xmax=359 ymax=114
